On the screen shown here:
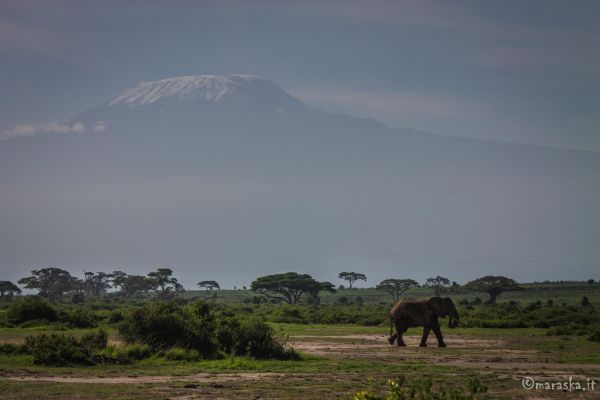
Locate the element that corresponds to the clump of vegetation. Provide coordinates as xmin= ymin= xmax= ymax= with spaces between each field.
xmin=6 ymin=297 xmax=58 ymax=325
xmin=354 ymin=375 xmax=487 ymax=400
xmin=23 ymin=329 xmax=108 ymax=366
xmin=588 ymin=329 xmax=600 ymax=342
xmin=96 ymin=343 xmax=153 ymax=362
xmin=118 ymin=301 xmax=297 ymax=360
xmin=65 ymin=308 xmax=98 ymax=328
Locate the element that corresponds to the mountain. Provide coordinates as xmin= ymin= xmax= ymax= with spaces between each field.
xmin=1 ymin=75 xmax=599 ymax=285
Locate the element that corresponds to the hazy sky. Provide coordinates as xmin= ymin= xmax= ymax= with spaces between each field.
xmin=2 ymin=0 xmax=599 ymax=150
xmin=1 ymin=1 xmax=599 ymax=289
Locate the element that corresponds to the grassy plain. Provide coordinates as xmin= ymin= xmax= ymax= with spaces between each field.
xmin=1 ymin=284 xmax=599 ymax=399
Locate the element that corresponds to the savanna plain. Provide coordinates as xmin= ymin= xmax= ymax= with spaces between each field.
xmin=0 ymin=281 xmax=599 ymax=400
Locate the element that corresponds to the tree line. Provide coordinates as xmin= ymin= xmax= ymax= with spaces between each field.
xmin=0 ymin=267 xmax=532 ymax=305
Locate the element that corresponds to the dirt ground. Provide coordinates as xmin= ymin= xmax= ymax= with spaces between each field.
xmin=1 ymin=332 xmax=599 ymax=399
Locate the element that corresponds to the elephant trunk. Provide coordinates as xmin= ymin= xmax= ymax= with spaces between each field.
xmin=448 ymin=307 xmax=460 ymax=329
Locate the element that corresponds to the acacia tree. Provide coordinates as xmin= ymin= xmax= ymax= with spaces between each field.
xmin=110 ymin=271 xmax=129 ymax=294
xmin=198 ymin=280 xmax=220 ymax=291
xmin=0 ymin=281 xmax=21 ymax=300
xmin=147 ymin=268 xmax=179 ymax=294
xmin=251 ymin=272 xmax=325 ymax=304
xmin=18 ymin=268 xmax=80 ymax=299
xmin=110 ymin=271 xmax=153 ymax=297
xmin=83 ymin=271 xmax=112 ymax=297
xmin=376 ymin=279 xmax=419 ymax=301
xmin=308 ymin=281 xmax=336 ymax=305
xmin=424 ymin=276 xmax=451 ymax=296
xmin=464 ymin=275 xmax=522 ymax=303
xmin=338 ymin=272 xmax=367 ymax=289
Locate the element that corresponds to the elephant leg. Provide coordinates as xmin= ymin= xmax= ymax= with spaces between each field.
xmin=388 ymin=332 xmax=398 ymax=345
xmin=395 ymin=320 xmax=407 ymax=347
xmin=432 ymin=324 xmax=446 ymax=347
xmin=419 ymin=326 xmax=431 ymax=347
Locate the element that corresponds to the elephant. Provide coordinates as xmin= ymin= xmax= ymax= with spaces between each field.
xmin=388 ymin=297 xmax=459 ymax=347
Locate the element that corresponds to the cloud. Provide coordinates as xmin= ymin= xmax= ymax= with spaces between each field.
xmin=93 ymin=121 xmax=107 ymax=132
xmin=290 ymin=87 xmax=488 ymax=123
xmin=1 ymin=121 xmax=86 ymax=141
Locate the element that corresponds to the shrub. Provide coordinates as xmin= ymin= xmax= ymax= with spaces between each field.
xmin=354 ymin=375 xmax=487 ymax=400
xmin=96 ymin=343 xmax=153 ymax=363
xmin=65 ymin=308 xmax=98 ymax=328
xmin=237 ymin=318 xmax=298 ymax=360
xmin=25 ymin=334 xmax=92 ymax=366
xmin=6 ymin=297 xmax=57 ymax=325
xmin=588 ymin=329 xmax=600 ymax=342
xmin=107 ymin=310 xmax=124 ymax=324
xmin=80 ymin=329 xmax=108 ymax=352
xmin=0 ymin=343 xmax=27 ymax=355
xmin=182 ymin=301 xmax=218 ymax=357
xmin=118 ymin=301 xmax=295 ymax=360
xmin=164 ymin=347 xmax=201 ymax=361
xmin=118 ymin=302 xmax=187 ymax=349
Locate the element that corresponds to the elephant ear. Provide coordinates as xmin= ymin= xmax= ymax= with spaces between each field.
xmin=426 ymin=297 xmax=443 ymax=316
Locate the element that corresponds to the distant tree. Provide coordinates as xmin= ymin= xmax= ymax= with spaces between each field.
xmin=355 ymin=295 xmax=364 ymax=306
xmin=18 ymin=268 xmax=79 ymax=299
xmin=0 ymin=281 xmax=21 ymax=300
xmin=197 ymin=280 xmax=220 ymax=291
xmin=308 ymin=281 xmax=336 ymax=305
xmin=110 ymin=271 xmax=129 ymax=294
xmin=251 ymin=272 xmax=325 ymax=304
xmin=110 ymin=272 xmax=153 ymax=297
xmin=83 ymin=271 xmax=112 ymax=297
xmin=588 ymin=279 xmax=595 ymax=285
xmin=464 ymin=276 xmax=522 ymax=303
xmin=338 ymin=284 xmax=345 ymax=291
xmin=582 ymin=296 xmax=591 ymax=307
xmin=450 ymin=281 xmax=460 ymax=293
xmin=376 ymin=279 xmax=419 ymax=301
xmin=338 ymin=272 xmax=367 ymax=289
xmin=147 ymin=268 xmax=179 ymax=294
xmin=424 ymin=276 xmax=451 ymax=296
xmin=124 ymin=275 xmax=154 ymax=297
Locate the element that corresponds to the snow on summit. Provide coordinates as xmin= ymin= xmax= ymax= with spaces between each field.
xmin=108 ymin=74 xmax=304 ymax=109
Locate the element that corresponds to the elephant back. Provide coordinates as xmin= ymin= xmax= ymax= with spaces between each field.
xmin=390 ymin=298 xmax=428 ymax=318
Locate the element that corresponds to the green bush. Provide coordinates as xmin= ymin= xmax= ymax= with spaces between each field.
xmin=96 ymin=343 xmax=153 ymax=363
xmin=25 ymin=334 xmax=92 ymax=366
xmin=6 ymin=297 xmax=57 ymax=325
xmin=588 ymin=329 xmax=600 ymax=342
xmin=164 ymin=347 xmax=201 ymax=361
xmin=65 ymin=308 xmax=98 ymax=328
xmin=118 ymin=302 xmax=188 ymax=350
xmin=80 ymin=329 xmax=108 ymax=352
xmin=118 ymin=301 xmax=295 ymax=360
xmin=237 ymin=318 xmax=298 ymax=360
xmin=354 ymin=375 xmax=487 ymax=400
xmin=0 ymin=342 xmax=27 ymax=355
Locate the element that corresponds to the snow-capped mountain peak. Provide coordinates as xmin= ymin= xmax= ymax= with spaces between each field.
xmin=108 ymin=74 xmax=305 ymax=110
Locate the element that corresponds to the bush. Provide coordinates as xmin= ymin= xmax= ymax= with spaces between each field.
xmin=96 ymin=343 xmax=153 ymax=363
xmin=0 ymin=343 xmax=27 ymax=355
xmin=354 ymin=375 xmax=487 ymax=400
xmin=6 ymin=297 xmax=57 ymax=325
xmin=237 ymin=318 xmax=298 ymax=360
xmin=25 ymin=334 xmax=92 ymax=366
xmin=80 ymin=329 xmax=108 ymax=352
xmin=164 ymin=347 xmax=201 ymax=361
xmin=118 ymin=302 xmax=187 ymax=350
xmin=588 ymin=329 xmax=600 ymax=342
xmin=65 ymin=308 xmax=98 ymax=328
xmin=118 ymin=301 xmax=295 ymax=360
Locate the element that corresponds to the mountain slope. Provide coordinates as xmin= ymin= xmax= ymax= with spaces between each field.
xmin=0 ymin=75 xmax=599 ymax=285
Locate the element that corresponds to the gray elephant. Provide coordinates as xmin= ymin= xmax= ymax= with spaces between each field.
xmin=388 ymin=297 xmax=459 ymax=347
